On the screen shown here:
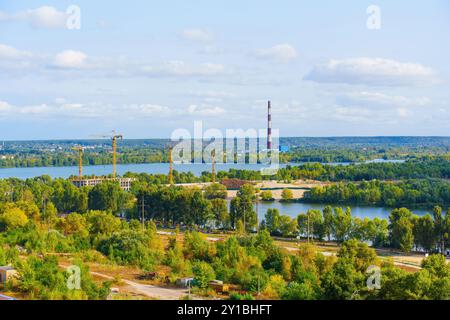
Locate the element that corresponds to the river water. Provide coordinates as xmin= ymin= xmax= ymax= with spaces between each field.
xmin=0 ymin=162 xmax=290 ymax=179
xmin=0 ymin=159 xmax=404 ymax=180
xmin=254 ymin=201 xmax=428 ymax=220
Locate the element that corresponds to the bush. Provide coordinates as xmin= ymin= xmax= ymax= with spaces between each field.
xmin=192 ymin=261 xmax=216 ymax=288
xmin=281 ymin=189 xmax=294 ymax=202
xmin=260 ymin=191 xmax=274 ymax=201
xmin=1 ymin=207 xmax=29 ymax=230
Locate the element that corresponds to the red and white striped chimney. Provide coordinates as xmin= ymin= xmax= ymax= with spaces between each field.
xmin=267 ymin=100 xmax=272 ymax=150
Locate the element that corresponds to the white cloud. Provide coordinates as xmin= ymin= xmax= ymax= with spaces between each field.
xmin=336 ymin=91 xmax=431 ymax=108
xmin=142 ymin=61 xmax=227 ymax=77
xmin=187 ymin=104 xmax=225 ymax=116
xmin=0 ymin=6 xmax=68 ymax=29
xmin=0 ymin=99 xmax=178 ymax=120
xmin=53 ymin=50 xmax=87 ymax=69
xmin=397 ymin=108 xmax=409 ymax=118
xmin=255 ymin=44 xmax=298 ymax=63
xmin=0 ymin=101 xmax=13 ymax=113
xmin=0 ymin=44 xmax=33 ymax=60
xmin=122 ymin=104 xmax=172 ymax=117
xmin=180 ymin=28 xmax=213 ymax=42
xmin=333 ymin=107 xmax=374 ymax=122
xmin=305 ymin=58 xmax=437 ymax=86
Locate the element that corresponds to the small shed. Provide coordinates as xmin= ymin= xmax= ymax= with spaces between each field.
xmin=209 ymin=280 xmax=229 ymax=293
xmin=0 ymin=266 xmax=17 ymax=284
xmin=176 ymin=277 xmax=194 ymax=288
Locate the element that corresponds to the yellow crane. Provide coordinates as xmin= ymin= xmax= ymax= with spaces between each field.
xmin=71 ymin=146 xmax=84 ymax=179
xmin=168 ymin=145 xmax=174 ymax=185
xmin=104 ymin=131 xmax=123 ymax=178
xmin=211 ymin=149 xmax=216 ymax=183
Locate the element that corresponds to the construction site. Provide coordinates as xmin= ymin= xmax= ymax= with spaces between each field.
xmin=70 ymin=130 xmax=135 ymax=191
xmin=70 ymin=101 xmax=275 ymax=191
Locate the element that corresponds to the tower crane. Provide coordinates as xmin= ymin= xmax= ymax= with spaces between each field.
xmin=169 ymin=145 xmax=174 ymax=185
xmin=105 ymin=131 xmax=123 ymax=178
xmin=71 ymin=146 xmax=85 ymax=179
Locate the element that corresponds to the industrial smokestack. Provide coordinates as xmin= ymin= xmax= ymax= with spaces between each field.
xmin=267 ymin=100 xmax=272 ymax=150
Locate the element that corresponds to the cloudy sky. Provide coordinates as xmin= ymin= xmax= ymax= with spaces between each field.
xmin=1 ymin=0 xmax=449 ymax=139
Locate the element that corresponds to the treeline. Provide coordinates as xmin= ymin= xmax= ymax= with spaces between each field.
xmin=0 ymin=176 xmax=134 ymax=216
xmin=0 ymin=149 xmax=165 ymax=169
xmin=261 ymin=205 xmax=450 ymax=254
xmin=2 ymin=136 xmax=449 ymax=169
xmin=276 ymin=157 xmax=450 ymax=181
xmin=214 ymin=157 xmax=450 ymax=182
xmin=303 ymin=179 xmax=450 ymax=207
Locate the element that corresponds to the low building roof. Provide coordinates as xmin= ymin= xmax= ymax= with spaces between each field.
xmin=0 ymin=266 xmax=15 ymax=271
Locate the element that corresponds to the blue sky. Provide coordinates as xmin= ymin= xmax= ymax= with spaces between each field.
xmin=0 ymin=0 xmax=449 ymax=139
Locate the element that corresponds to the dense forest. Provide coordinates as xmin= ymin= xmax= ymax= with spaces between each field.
xmin=303 ymin=179 xmax=450 ymax=208
xmin=213 ymin=157 xmax=450 ymax=182
xmin=0 ymin=176 xmax=449 ymax=300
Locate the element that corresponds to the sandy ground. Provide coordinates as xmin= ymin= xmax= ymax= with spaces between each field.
xmin=179 ymin=180 xmax=328 ymax=200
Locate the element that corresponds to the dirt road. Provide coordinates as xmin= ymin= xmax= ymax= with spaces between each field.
xmin=89 ymin=271 xmax=189 ymax=300
xmin=60 ymin=264 xmax=191 ymax=300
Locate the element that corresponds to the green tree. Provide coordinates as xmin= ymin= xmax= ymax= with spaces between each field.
xmin=260 ymin=190 xmax=274 ymax=201
xmin=210 ymin=198 xmax=229 ymax=229
xmin=88 ymin=181 xmax=133 ymax=214
xmin=393 ymin=217 xmax=414 ymax=253
xmin=281 ymin=189 xmax=294 ymax=202
xmin=389 ymin=208 xmax=414 ymax=252
xmin=87 ymin=210 xmax=122 ymax=238
xmin=1 ymin=206 xmax=28 ymax=230
xmin=279 ymin=215 xmax=298 ymax=237
xmin=230 ymin=185 xmax=257 ymax=232
xmin=413 ymin=214 xmax=435 ymax=252
xmin=322 ymin=206 xmax=334 ymax=241
xmin=264 ymin=208 xmax=281 ymax=235
xmin=204 ymin=183 xmax=227 ymax=200
xmin=338 ymin=239 xmax=378 ymax=272
xmin=193 ymin=261 xmax=216 ymax=288
xmin=333 ymin=207 xmax=352 ymax=243
xmin=433 ymin=206 xmax=446 ymax=254
xmin=321 ymin=259 xmax=365 ymax=300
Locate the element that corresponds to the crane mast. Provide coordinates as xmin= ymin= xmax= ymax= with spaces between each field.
xmin=71 ymin=146 xmax=84 ymax=179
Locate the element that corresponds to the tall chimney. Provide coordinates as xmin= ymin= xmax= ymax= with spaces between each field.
xmin=267 ymin=100 xmax=272 ymax=150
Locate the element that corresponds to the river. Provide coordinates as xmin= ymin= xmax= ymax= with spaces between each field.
xmin=0 ymin=159 xmax=404 ymax=180
xmin=254 ymin=201 xmax=429 ymax=220
xmin=0 ymin=162 xmax=291 ymax=179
